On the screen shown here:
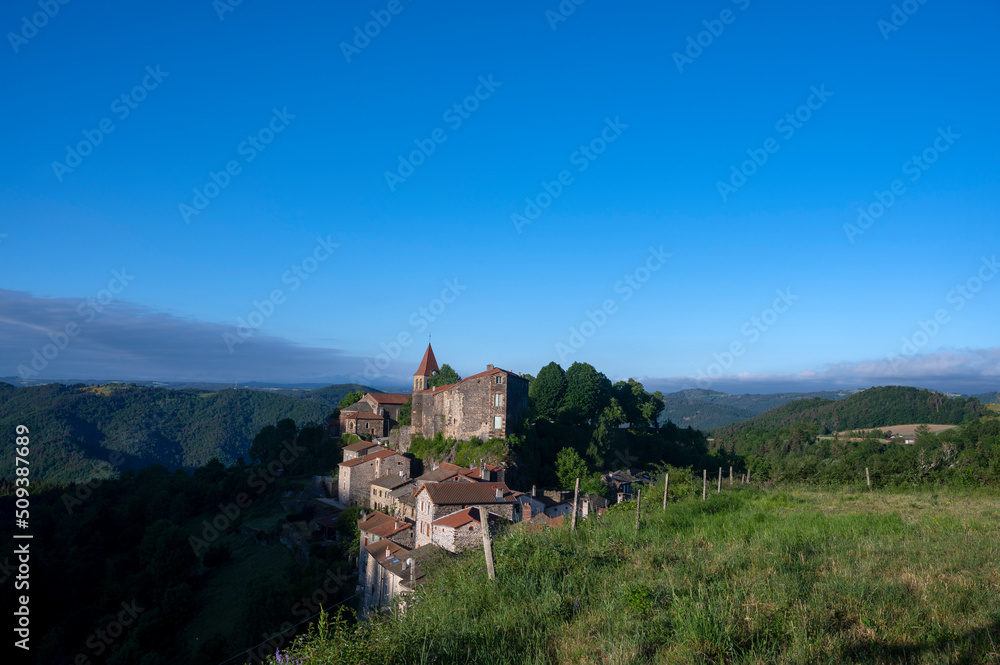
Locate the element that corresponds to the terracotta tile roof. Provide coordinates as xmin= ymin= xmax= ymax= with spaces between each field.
xmin=339 ymin=447 xmax=397 ymax=468
xmin=414 ymin=343 xmax=439 ymax=377
xmin=358 ymin=511 xmax=412 ymax=539
xmin=388 ymin=484 xmax=416 ymax=500
xmin=343 ymin=411 xmax=385 ymax=421
xmin=419 ymin=366 xmax=526 ymax=394
xmin=432 ymin=507 xmax=482 ymax=529
xmin=416 ymin=463 xmax=468 ymax=483
xmin=364 ymin=538 xmax=408 ymax=562
xmin=343 ymin=441 xmax=379 ymax=453
xmin=419 ymin=482 xmax=515 ymax=505
xmin=367 ymin=392 xmax=411 ymax=405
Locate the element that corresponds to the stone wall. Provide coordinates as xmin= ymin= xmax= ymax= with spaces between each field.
xmin=412 ymin=369 xmax=530 ymax=442
xmin=388 ymin=425 xmax=413 ymax=453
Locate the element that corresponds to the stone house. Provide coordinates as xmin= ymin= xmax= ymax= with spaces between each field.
xmin=410 ymin=344 xmax=530 ymax=442
xmin=386 ymin=484 xmax=417 ymax=522
xmin=338 ymin=446 xmax=410 ymax=505
xmin=369 ymin=473 xmax=412 ymax=513
xmin=429 ymin=507 xmax=507 ymax=553
xmin=359 ymin=541 xmax=438 ymax=617
xmin=358 ymin=510 xmax=413 ymax=550
xmin=342 ymin=411 xmax=389 ymax=438
xmin=342 ymin=440 xmax=381 ymax=461
xmin=414 ymin=482 xmax=518 ymax=547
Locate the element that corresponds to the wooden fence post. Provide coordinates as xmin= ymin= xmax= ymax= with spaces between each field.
xmin=717 ymin=467 xmax=722 ymax=493
xmin=662 ymin=473 xmax=669 ymax=510
xmin=702 ymin=469 xmax=707 ymax=501
xmin=634 ymin=489 xmax=642 ymax=532
xmin=866 ymin=467 xmax=871 ymax=490
xmin=747 ymin=469 xmax=751 ymax=484
xmin=480 ymin=506 xmax=495 ymax=580
xmin=571 ymin=477 xmax=580 ymax=531
xmin=729 ymin=466 xmax=733 ymax=488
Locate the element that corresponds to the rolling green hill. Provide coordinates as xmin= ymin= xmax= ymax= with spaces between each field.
xmin=660 ymin=388 xmax=856 ymax=430
xmin=713 ymin=385 xmax=983 ymax=437
xmin=0 ymin=382 xmax=334 ymax=482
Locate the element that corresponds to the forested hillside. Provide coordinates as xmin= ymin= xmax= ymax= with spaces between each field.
xmin=0 ymin=382 xmax=330 ymax=482
xmin=658 ymin=388 xmax=855 ymax=430
xmin=713 ymin=386 xmax=982 ymax=437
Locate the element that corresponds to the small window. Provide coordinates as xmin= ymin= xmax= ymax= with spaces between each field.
xmin=495 ymin=376 xmax=503 ymax=384
xmin=493 ymin=394 xmax=502 ymax=407
xmin=494 ymin=416 xmax=502 ymax=430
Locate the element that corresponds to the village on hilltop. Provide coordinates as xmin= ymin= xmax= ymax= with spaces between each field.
xmin=326 ymin=344 xmax=642 ymax=616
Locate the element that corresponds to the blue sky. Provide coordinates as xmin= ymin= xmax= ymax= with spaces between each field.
xmin=1 ymin=0 xmax=998 ymax=393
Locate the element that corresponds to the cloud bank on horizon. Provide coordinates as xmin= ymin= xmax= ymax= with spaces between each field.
xmin=3 ymin=289 xmax=997 ymax=395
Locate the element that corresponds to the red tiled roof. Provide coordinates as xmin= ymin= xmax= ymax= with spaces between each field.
xmin=344 ymin=412 xmax=385 ymax=421
xmin=358 ymin=511 xmax=411 ymax=539
xmin=414 ymin=343 xmax=440 ymax=377
xmin=367 ymin=392 xmax=411 ymax=405
xmin=364 ymin=537 xmax=408 ymax=562
xmin=419 ymin=482 xmax=515 ymax=505
xmin=419 ymin=367 xmax=525 ymax=394
xmin=343 ymin=441 xmax=379 ymax=452
xmin=339 ymin=447 xmax=398 ymax=468
xmin=432 ymin=507 xmax=482 ymax=529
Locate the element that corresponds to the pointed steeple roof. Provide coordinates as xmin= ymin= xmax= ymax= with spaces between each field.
xmin=414 ymin=343 xmax=439 ymax=377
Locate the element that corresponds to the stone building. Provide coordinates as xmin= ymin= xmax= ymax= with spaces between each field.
xmin=342 ymin=411 xmax=390 ymax=438
xmin=342 ymin=440 xmax=381 ymax=461
xmin=358 ymin=510 xmax=414 ymax=550
xmin=338 ymin=446 xmax=409 ymax=505
xmin=410 ymin=347 xmax=529 ymax=442
xmin=414 ymin=481 xmax=519 ymax=547
xmin=369 ymin=473 xmax=411 ymax=513
xmin=358 ymin=541 xmax=437 ymax=617
xmin=340 ymin=392 xmax=411 ymax=437
xmin=429 ymin=507 xmax=506 ymax=553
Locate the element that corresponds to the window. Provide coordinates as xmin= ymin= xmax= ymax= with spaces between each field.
xmin=493 ymin=394 xmax=502 ymax=407
xmin=495 ymin=376 xmax=503 ymax=384
xmin=494 ymin=416 xmax=502 ymax=430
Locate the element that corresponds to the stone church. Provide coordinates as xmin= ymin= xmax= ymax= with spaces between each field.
xmin=410 ymin=343 xmax=529 ymax=442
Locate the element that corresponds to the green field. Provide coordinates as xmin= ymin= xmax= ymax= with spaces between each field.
xmin=274 ymin=486 xmax=1000 ymax=664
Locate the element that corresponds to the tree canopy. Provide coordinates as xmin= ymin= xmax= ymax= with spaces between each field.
xmin=530 ymin=361 xmax=567 ymax=419
xmin=428 ymin=364 xmax=462 ymax=388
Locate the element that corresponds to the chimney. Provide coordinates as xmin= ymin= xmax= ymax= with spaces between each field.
xmin=494 ymin=487 xmax=503 ymax=501
xmin=480 ymin=466 xmax=487 ymax=480
xmin=524 ymin=502 xmax=532 ymax=520
xmin=409 ymin=559 xmax=416 ymax=586
xmin=360 ymin=510 xmax=366 ymax=522
xmin=531 ymin=485 xmax=536 ymax=498
xmin=487 ymin=364 xmax=494 ymax=370
xmin=385 ymin=546 xmax=391 ymax=560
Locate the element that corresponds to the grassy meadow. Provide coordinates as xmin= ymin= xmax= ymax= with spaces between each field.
xmin=273 ymin=486 xmax=1000 ymax=664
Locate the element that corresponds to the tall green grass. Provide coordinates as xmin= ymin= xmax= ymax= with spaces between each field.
xmin=266 ymin=488 xmax=1000 ymax=664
